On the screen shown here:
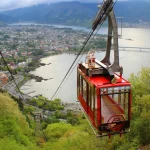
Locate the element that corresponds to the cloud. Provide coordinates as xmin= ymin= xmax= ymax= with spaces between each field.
xmin=0 ymin=0 xmax=52 ymax=11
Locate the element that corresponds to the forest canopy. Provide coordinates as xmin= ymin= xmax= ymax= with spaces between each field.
xmin=0 ymin=67 xmax=150 ymax=149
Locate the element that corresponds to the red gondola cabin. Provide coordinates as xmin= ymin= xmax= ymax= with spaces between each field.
xmin=77 ymin=59 xmax=132 ymax=136
xmin=77 ymin=1 xmax=132 ymax=136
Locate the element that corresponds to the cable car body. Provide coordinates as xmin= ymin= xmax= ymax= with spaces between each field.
xmin=77 ymin=61 xmax=131 ymax=136
xmin=77 ymin=1 xmax=132 ymax=136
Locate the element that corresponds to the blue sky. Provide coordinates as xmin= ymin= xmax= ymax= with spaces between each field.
xmin=0 ymin=0 xmax=143 ymax=12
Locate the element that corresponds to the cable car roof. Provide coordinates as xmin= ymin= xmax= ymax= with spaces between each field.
xmin=79 ymin=69 xmax=131 ymax=88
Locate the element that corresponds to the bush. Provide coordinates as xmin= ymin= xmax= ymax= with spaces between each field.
xmin=30 ymin=97 xmax=64 ymax=111
xmin=134 ymin=112 xmax=150 ymax=145
xmin=44 ymin=122 xmax=72 ymax=141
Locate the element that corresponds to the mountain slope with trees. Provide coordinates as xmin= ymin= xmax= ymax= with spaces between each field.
xmin=0 ymin=93 xmax=39 ymax=149
xmin=1 ymin=1 xmax=150 ymax=26
xmin=0 ymin=67 xmax=150 ymax=149
xmin=0 ymin=14 xmax=17 ymax=23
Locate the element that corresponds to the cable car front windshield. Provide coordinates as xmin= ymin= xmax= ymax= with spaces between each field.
xmin=100 ymin=86 xmax=131 ymax=123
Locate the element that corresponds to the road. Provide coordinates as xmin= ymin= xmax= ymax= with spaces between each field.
xmin=2 ymin=75 xmax=31 ymax=100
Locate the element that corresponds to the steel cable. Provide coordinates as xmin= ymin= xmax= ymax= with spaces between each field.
xmin=59 ymin=0 xmax=118 ymax=91
xmin=51 ymin=0 xmax=118 ymax=100
xmin=0 ymin=51 xmax=24 ymax=100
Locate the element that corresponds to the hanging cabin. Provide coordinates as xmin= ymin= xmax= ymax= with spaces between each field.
xmin=77 ymin=3 xmax=132 ymax=137
xmin=77 ymin=58 xmax=132 ymax=136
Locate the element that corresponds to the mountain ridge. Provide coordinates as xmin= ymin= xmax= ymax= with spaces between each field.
xmin=0 ymin=13 xmax=17 ymax=23
xmin=0 ymin=1 xmax=150 ymax=26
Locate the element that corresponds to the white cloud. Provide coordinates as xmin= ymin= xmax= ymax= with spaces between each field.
xmin=0 ymin=0 xmax=51 ymax=11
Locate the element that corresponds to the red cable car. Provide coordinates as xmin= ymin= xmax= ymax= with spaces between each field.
xmin=77 ymin=60 xmax=131 ymax=136
xmin=77 ymin=8 xmax=132 ymax=137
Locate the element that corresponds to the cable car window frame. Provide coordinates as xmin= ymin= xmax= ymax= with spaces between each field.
xmin=100 ymin=86 xmax=131 ymax=122
xmin=77 ymin=70 xmax=98 ymax=124
xmin=82 ymin=79 xmax=87 ymax=102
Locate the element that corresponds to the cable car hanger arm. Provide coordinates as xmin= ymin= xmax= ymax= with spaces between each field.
xmin=92 ymin=0 xmax=115 ymax=31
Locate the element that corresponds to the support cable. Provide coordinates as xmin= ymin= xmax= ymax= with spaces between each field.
xmin=0 ymin=51 xmax=24 ymax=100
xmin=51 ymin=0 xmax=117 ymax=100
xmin=67 ymin=24 xmax=102 ymax=79
xmin=62 ymin=0 xmax=118 ymax=87
xmin=61 ymin=24 xmax=102 ymax=88
xmin=51 ymin=29 xmax=95 ymax=100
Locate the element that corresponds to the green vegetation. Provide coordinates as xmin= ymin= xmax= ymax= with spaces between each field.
xmin=0 ymin=31 xmax=4 ymax=35
xmin=26 ymin=29 xmax=37 ymax=32
xmin=26 ymin=42 xmax=36 ymax=48
xmin=0 ymin=65 xmax=9 ymax=71
xmin=42 ymin=109 xmax=80 ymax=129
xmin=26 ymin=59 xmax=40 ymax=72
xmin=0 ymin=34 xmax=10 ymax=41
xmin=0 ymin=56 xmax=27 ymax=64
xmin=0 ymin=67 xmax=150 ymax=149
xmin=42 ymin=67 xmax=150 ymax=150
xmin=0 ymin=93 xmax=39 ymax=150
xmin=128 ymin=67 xmax=150 ymax=146
xmin=3 ymin=34 xmax=10 ymax=40
xmin=0 ymin=56 xmax=28 ymax=74
xmin=3 ymin=1 xmax=150 ymax=27
xmin=68 ymin=36 xmax=107 ymax=52
xmin=0 ymin=22 xmax=7 ymax=27
xmin=29 ymin=96 xmax=64 ymax=111
xmin=89 ymin=37 xmax=107 ymax=49
xmin=33 ymin=49 xmax=44 ymax=56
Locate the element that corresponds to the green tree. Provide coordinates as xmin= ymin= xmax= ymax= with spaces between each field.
xmin=128 ymin=67 xmax=150 ymax=147
xmin=44 ymin=122 xmax=72 ymax=141
xmin=129 ymin=67 xmax=150 ymax=97
xmin=3 ymin=34 xmax=10 ymax=39
xmin=0 ymin=93 xmax=39 ymax=149
xmin=134 ymin=112 xmax=150 ymax=145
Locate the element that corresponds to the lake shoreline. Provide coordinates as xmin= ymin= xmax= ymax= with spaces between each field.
xmin=19 ymin=26 xmax=150 ymax=103
xmin=9 ymin=22 xmax=150 ymax=29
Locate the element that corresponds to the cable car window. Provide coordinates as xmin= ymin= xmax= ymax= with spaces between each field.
xmin=80 ymin=75 xmax=83 ymax=94
xmin=100 ymin=86 xmax=131 ymax=122
xmin=83 ymin=79 xmax=87 ymax=101
xmin=91 ymin=89 xmax=94 ymax=109
xmin=93 ymin=87 xmax=97 ymax=122
xmin=77 ymin=72 xmax=80 ymax=95
xmin=88 ymin=86 xmax=92 ymax=107
xmin=91 ymin=87 xmax=95 ymax=111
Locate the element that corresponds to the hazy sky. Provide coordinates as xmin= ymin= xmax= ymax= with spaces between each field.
xmin=0 ymin=0 xmax=143 ymax=12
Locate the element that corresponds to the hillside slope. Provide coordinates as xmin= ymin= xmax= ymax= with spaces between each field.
xmin=1 ymin=1 xmax=150 ymax=26
xmin=2 ymin=2 xmax=97 ymax=27
xmin=0 ymin=93 xmax=39 ymax=150
xmin=0 ymin=13 xmax=17 ymax=23
xmin=0 ymin=65 xmax=150 ymax=150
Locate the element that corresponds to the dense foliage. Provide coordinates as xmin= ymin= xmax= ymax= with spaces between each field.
xmin=0 ymin=93 xmax=39 ymax=150
xmin=128 ymin=67 xmax=150 ymax=146
xmin=69 ymin=36 xmax=107 ymax=52
xmin=0 ymin=67 xmax=150 ymax=149
xmin=29 ymin=96 xmax=64 ymax=111
xmin=42 ymin=67 xmax=150 ymax=150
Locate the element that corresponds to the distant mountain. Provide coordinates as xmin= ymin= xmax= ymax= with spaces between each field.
xmin=1 ymin=1 xmax=150 ymax=26
xmin=0 ymin=22 xmax=7 ymax=27
xmin=2 ymin=2 xmax=97 ymax=27
xmin=114 ymin=1 xmax=150 ymax=23
xmin=0 ymin=13 xmax=17 ymax=23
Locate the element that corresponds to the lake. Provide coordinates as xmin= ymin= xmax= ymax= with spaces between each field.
xmin=20 ymin=24 xmax=150 ymax=102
